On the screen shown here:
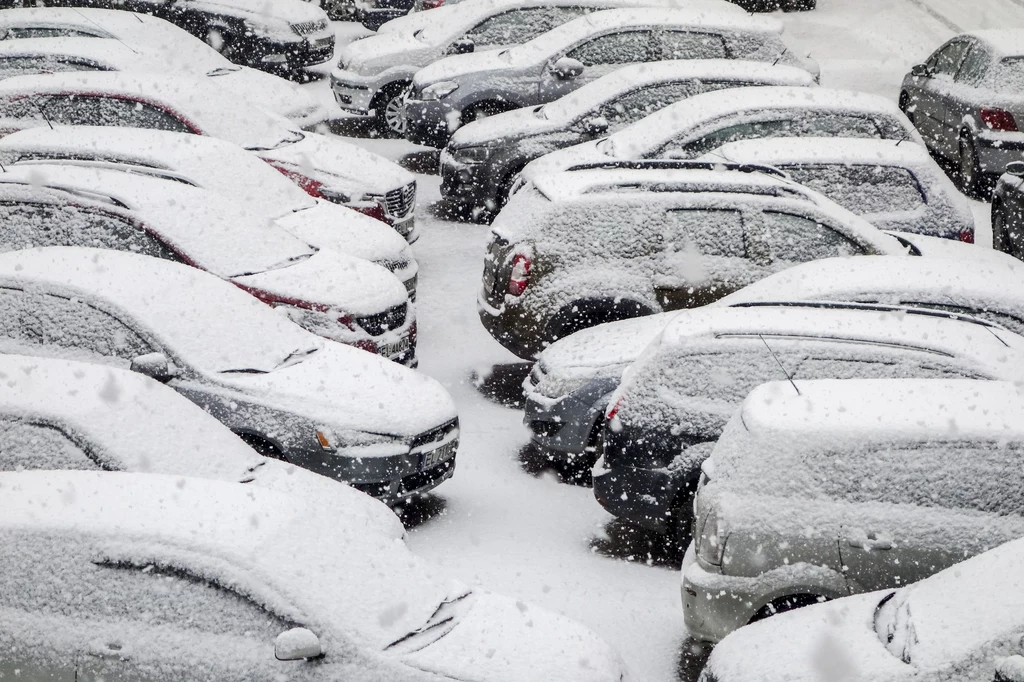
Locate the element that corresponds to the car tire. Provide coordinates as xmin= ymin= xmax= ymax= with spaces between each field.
xmin=958 ymin=133 xmax=984 ymax=197
xmin=373 ymin=83 xmax=411 ymax=139
xmin=237 ymin=432 xmax=286 ymax=461
xmin=898 ymin=91 xmax=915 ymax=124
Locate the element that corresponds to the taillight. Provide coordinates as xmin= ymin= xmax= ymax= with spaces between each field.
xmin=981 ymin=107 xmax=1018 ymax=132
xmin=507 ymin=254 xmax=531 ymax=296
xmin=352 ymin=201 xmax=389 ymax=224
xmin=266 ymin=162 xmax=325 ymax=197
xmin=606 ymin=396 xmax=623 ymax=421
xmin=423 ymin=0 xmax=444 ymax=8
xmin=959 ymin=228 xmax=975 ymax=244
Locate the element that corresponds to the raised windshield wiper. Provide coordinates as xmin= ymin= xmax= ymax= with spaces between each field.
xmin=246 ymin=130 xmax=306 ymax=152
xmin=275 ymin=346 xmax=320 ymax=370
xmin=207 ymin=66 xmax=241 ymax=76
xmin=230 ymin=252 xmax=315 ymax=278
xmin=219 ymin=367 xmax=269 ymax=374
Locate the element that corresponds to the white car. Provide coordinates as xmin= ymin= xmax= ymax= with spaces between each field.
xmin=517 ymin=86 xmax=923 ymax=185
xmin=0 ymin=164 xmax=417 ymax=364
xmin=0 ymin=470 xmax=629 ymax=682
xmin=700 ymin=467 xmax=1024 ymax=682
xmin=0 ymin=8 xmax=327 ymax=126
xmin=0 ymin=126 xmax=420 ymax=299
xmin=0 ymin=352 xmax=404 ymax=539
xmin=684 ymin=378 xmax=1024 ymax=644
xmin=331 ymin=0 xmax=734 ymax=136
xmin=698 ymin=137 xmax=975 ymax=241
xmin=0 ymin=246 xmax=458 ymax=503
xmin=0 ymin=72 xmax=420 ymax=241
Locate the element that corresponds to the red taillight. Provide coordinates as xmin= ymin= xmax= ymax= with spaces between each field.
xmin=606 ymin=396 xmax=623 ymax=421
xmin=959 ymin=228 xmax=975 ymax=244
xmin=354 ymin=339 xmax=378 ymax=354
xmin=507 ymin=254 xmax=531 ymax=296
xmin=352 ymin=201 xmax=389 ymax=224
xmin=266 ymin=161 xmax=325 ymax=197
xmin=981 ymin=107 xmax=1018 ymax=132
xmin=423 ymin=0 xmax=444 ymax=8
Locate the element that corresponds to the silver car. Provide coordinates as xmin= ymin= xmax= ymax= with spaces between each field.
xmin=683 ymin=378 xmax=1024 ymax=644
xmin=405 ymin=7 xmax=816 ymax=147
xmin=899 ymin=30 xmax=1024 ymax=196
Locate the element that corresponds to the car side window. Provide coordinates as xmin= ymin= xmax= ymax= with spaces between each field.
xmin=954 ymin=42 xmax=989 ymax=84
xmin=672 ymin=351 xmax=799 ymax=402
xmin=656 ymin=30 xmax=727 ymax=60
xmin=0 ymin=287 xmax=154 ymax=364
xmin=566 ymin=30 xmax=653 ymax=67
xmin=930 ymin=40 xmax=969 ymax=77
xmin=463 ymin=7 xmax=584 ymax=47
xmin=662 ymin=208 xmax=746 ymax=258
xmin=0 ymin=56 xmax=106 ymax=80
xmin=0 ymin=417 xmax=101 ymax=471
xmin=0 ymin=202 xmax=184 ymax=261
xmin=3 ymin=27 xmax=104 ymax=38
xmin=668 ymin=115 xmax=886 ymax=159
xmin=38 ymin=95 xmax=193 ymax=133
xmin=754 ymin=211 xmax=865 ymax=263
xmin=595 ymin=81 xmax=701 ymax=131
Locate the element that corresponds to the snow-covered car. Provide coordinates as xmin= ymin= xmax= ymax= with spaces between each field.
xmin=0 ymin=352 xmax=405 ymax=539
xmin=516 ymin=86 xmax=921 ymax=183
xmin=523 ymin=253 xmax=1024 ymax=469
xmin=405 ymin=8 xmax=818 ymax=148
xmin=0 ymin=0 xmax=335 ymax=73
xmin=683 ymin=377 xmax=1024 ymax=644
xmin=899 ymin=30 xmax=1024 ymax=195
xmin=698 ymin=137 xmax=975 ymax=241
xmin=700 ymin=533 xmax=1024 ymax=682
xmin=480 ymin=163 xmax=911 ymax=360
xmin=0 ymin=73 xmax=420 ymax=241
xmin=596 ymin=303 xmax=1024 ymax=545
xmin=0 ymin=247 xmax=459 ymax=503
xmin=0 ymin=164 xmax=417 ymax=365
xmin=991 ymin=161 xmax=1024 ymax=259
xmin=442 ymin=59 xmax=816 ymax=216
xmin=0 ymin=126 xmax=420 ymax=300
xmin=331 ymin=0 xmax=703 ymax=136
xmin=0 ymin=469 xmax=628 ymax=682
xmin=0 ymin=8 xmax=327 ymax=126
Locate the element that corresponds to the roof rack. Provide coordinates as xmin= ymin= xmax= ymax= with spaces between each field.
xmin=563 ymin=160 xmax=788 ymax=178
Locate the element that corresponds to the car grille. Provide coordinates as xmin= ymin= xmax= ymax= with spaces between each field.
xmin=292 ymin=19 xmax=329 ymax=36
xmin=411 ymin=417 xmax=459 ymax=449
xmin=376 ymin=259 xmax=418 ymax=301
xmin=355 ymin=303 xmax=407 ymax=337
xmin=378 ymin=182 xmax=416 ymax=219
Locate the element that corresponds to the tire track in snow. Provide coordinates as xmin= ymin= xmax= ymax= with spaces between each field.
xmin=903 ymin=0 xmax=962 ymax=33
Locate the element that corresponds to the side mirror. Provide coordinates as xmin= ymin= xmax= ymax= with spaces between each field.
xmin=1006 ymin=161 xmax=1024 ymax=177
xmin=583 ymin=115 xmax=609 ymax=135
xmin=551 ymin=57 xmax=584 ymax=81
xmin=995 ymin=656 xmax=1024 ymax=682
xmin=275 ymin=628 xmax=322 ymax=661
xmin=911 ymin=63 xmax=933 ymax=78
xmin=130 ymin=352 xmax=178 ymax=382
xmin=448 ymin=38 xmax=474 ymax=55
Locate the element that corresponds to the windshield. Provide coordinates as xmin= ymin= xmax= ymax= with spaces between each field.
xmin=782 ymin=164 xmax=928 ymax=215
xmin=989 ymin=57 xmax=1024 ymax=94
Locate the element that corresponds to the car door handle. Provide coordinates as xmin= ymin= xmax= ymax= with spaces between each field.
xmin=847 ymin=532 xmax=893 ymax=551
xmin=88 ymin=642 xmax=129 ymax=661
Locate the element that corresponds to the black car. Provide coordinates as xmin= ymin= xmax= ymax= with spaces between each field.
xmin=440 ymin=59 xmax=816 ymax=217
xmin=0 ymin=0 xmax=335 ymax=74
xmin=991 ymin=161 xmax=1024 ymax=258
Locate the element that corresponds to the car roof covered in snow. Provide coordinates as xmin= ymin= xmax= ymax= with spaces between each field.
xmin=655 ymin=301 xmax=1024 ymax=371
xmin=0 ymin=72 xmax=293 ymax=148
xmin=723 ymin=255 xmax=1024 ymax=319
xmin=738 ymin=378 xmax=1024 ymax=443
xmin=967 ymin=29 xmax=1024 ymax=58
xmin=0 ymin=36 xmax=211 ymax=70
xmin=540 ymin=59 xmax=816 ymax=122
xmin=0 ymin=469 xmax=450 ymax=652
xmin=703 ymin=136 xmax=942 ymax=172
xmin=0 ymin=126 xmax=318 ymax=215
xmin=0 ymin=7 xmax=174 ymax=35
xmin=606 ymin=86 xmax=921 ymax=158
xmin=0 ymin=353 xmax=262 ymax=478
xmin=0 ymin=163 xmax=310 ymax=278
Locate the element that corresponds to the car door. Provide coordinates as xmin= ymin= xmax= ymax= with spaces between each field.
xmin=539 ymin=30 xmax=654 ymax=102
xmin=915 ymin=39 xmax=970 ymax=154
xmin=459 ymin=7 xmax=588 ymax=52
xmin=653 ymin=207 xmax=757 ymax=310
xmin=744 ymin=209 xmax=869 ymax=279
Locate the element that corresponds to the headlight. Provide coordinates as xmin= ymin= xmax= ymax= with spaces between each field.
xmin=696 ymin=507 xmax=727 ymax=566
xmin=421 ymin=81 xmax=459 ymax=101
xmin=451 ymin=145 xmax=493 ymax=165
xmin=316 ymin=428 xmax=409 ymax=457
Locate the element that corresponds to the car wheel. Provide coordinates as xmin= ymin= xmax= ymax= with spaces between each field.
xmin=374 ymin=84 xmax=410 ymax=138
xmin=237 ymin=433 xmax=286 ymax=460
xmin=959 ymin=134 xmax=983 ymax=197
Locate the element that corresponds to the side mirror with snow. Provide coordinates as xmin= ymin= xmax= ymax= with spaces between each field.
xmin=551 ymin=57 xmax=584 ymax=80
xmin=583 ymin=116 xmax=609 ymax=135
xmin=130 ymin=352 xmax=178 ymax=383
xmin=910 ymin=63 xmax=934 ymax=78
xmin=448 ymin=38 xmax=475 ymax=55
xmin=1006 ymin=161 xmax=1024 ymax=177
xmin=275 ymin=628 xmax=322 ymax=661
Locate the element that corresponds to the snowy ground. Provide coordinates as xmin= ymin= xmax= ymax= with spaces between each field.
xmin=303 ymin=2 xmax=1017 ymax=679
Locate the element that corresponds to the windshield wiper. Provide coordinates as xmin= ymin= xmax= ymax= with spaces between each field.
xmin=207 ymin=66 xmax=241 ymax=76
xmin=220 ymin=367 xmax=269 ymax=374
xmin=275 ymin=346 xmax=320 ymax=370
xmin=247 ymin=131 xmax=306 ymax=152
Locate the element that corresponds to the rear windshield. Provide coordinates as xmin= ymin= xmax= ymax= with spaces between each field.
xmin=781 ymin=164 xmax=927 ymax=215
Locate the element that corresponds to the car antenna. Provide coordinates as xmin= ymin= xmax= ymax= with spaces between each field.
xmin=30 ymin=100 xmax=53 ymax=130
xmin=772 ymin=47 xmax=789 ymax=67
xmin=69 ymin=7 xmax=140 ymax=53
xmin=758 ymin=334 xmax=800 ymax=395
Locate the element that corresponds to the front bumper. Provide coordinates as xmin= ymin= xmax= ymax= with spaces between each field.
xmin=245 ymin=33 xmax=335 ymax=71
xmin=440 ymin=148 xmax=504 ymax=208
xmin=405 ymin=97 xmax=457 ymax=148
xmin=592 ymin=458 xmax=676 ymax=533
xmin=331 ymin=69 xmax=382 ymax=115
xmin=476 ymin=287 xmax=547 ymax=360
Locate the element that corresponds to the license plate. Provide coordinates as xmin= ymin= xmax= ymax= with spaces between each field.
xmin=380 ymin=336 xmax=411 ymax=357
xmin=314 ymin=37 xmax=333 ymax=47
xmin=422 ymin=439 xmax=457 ymax=470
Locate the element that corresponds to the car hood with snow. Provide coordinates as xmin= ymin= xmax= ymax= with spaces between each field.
xmin=191 ymin=0 xmax=328 ymax=26
xmin=0 ymin=470 xmax=630 ymax=682
xmin=339 ymin=29 xmax=436 ymax=74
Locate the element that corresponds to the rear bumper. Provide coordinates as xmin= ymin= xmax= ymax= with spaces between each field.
xmin=476 ymin=287 xmax=547 ymax=359
xmin=523 ymin=378 xmax=618 ymax=459
xmin=405 ymin=98 xmax=456 ymax=148
xmin=592 ymin=459 xmax=677 ymax=533
xmin=440 ymin=148 xmax=504 ymax=208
